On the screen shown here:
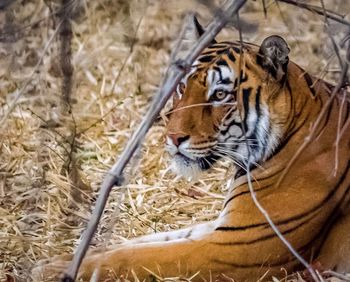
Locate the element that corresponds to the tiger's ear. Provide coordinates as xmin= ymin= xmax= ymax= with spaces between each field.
xmin=184 ymin=14 xmax=216 ymax=43
xmin=257 ymin=35 xmax=290 ymax=81
xmin=175 ymin=14 xmax=216 ymax=62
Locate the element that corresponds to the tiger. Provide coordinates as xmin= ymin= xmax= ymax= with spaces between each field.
xmin=33 ymin=16 xmax=350 ymax=282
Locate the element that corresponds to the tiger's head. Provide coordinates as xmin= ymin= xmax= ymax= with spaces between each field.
xmin=166 ymin=16 xmax=292 ymax=178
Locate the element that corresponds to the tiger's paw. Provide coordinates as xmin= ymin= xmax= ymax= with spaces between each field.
xmin=31 ymin=252 xmax=121 ymax=282
xmin=31 ymin=254 xmax=73 ymax=282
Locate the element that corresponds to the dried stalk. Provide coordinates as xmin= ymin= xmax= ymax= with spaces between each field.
xmin=61 ymin=0 xmax=247 ymax=281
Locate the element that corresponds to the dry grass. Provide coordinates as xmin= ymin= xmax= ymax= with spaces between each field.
xmin=0 ymin=0 xmax=349 ymax=281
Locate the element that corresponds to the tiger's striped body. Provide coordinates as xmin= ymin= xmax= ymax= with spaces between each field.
xmin=34 ymin=17 xmax=350 ymax=281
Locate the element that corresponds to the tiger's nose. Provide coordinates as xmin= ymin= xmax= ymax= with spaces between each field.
xmin=168 ymin=134 xmax=190 ymax=147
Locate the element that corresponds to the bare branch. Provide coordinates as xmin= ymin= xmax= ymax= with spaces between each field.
xmin=277 ymin=0 xmax=350 ymax=27
xmin=61 ymin=1 xmax=248 ymax=281
xmin=109 ymin=14 xmax=143 ymax=96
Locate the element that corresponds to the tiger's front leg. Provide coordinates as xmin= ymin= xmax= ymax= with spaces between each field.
xmin=33 ymin=222 xmax=229 ymax=281
xmin=77 ymin=236 xmax=212 ymax=280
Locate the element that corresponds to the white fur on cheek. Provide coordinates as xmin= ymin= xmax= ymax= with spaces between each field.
xmin=170 ymin=155 xmax=201 ymax=180
xmin=166 ymin=136 xmax=202 ymax=180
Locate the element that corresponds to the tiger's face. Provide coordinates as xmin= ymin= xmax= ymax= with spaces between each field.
xmin=166 ymin=52 xmax=241 ymax=178
xmin=165 ymin=28 xmax=290 ymax=178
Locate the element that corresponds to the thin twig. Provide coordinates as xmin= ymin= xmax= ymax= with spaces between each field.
xmin=0 ymin=0 xmax=75 ymax=38
xmin=323 ymin=270 xmax=350 ymax=281
xmin=235 ymin=12 xmax=321 ymax=282
xmin=0 ymin=21 xmax=62 ymax=129
xmin=77 ymin=12 xmax=145 ymax=136
xmin=277 ymin=0 xmax=350 ymax=27
xmin=61 ymin=1 xmax=247 ymax=281
xmin=277 ymin=35 xmax=350 ymax=188
xmin=246 ymin=168 xmax=322 ymax=281
xmin=26 ymin=108 xmax=72 ymax=156
xmin=320 ymin=0 xmax=343 ymax=70
xmin=334 ymin=92 xmax=347 ymax=176
xmin=109 ymin=14 xmax=144 ymax=96
xmin=274 ymin=1 xmax=302 ymax=50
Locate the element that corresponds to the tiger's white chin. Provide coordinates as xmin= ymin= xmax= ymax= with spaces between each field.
xmin=170 ymin=154 xmax=202 ymax=180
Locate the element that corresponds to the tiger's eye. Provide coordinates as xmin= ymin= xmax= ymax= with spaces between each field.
xmin=215 ymin=91 xmax=226 ymax=100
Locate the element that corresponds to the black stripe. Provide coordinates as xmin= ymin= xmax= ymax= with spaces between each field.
xmin=242 ymin=88 xmax=252 ymax=132
xmin=214 ymin=208 xmax=321 ymax=246
xmin=215 ymin=223 xmax=264 ymax=232
xmin=219 ymin=78 xmax=232 ymax=85
xmin=250 ymin=87 xmax=262 ymax=154
xmin=212 ymin=252 xmax=300 ymax=268
xmin=233 ymin=75 xmax=248 ymax=89
xmin=298 ymin=181 xmax=350 ymax=258
xmin=227 ymin=49 xmax=236 ymax=62
xmin=218 ymin=160 xmax=350 ymax=232
xmin=223 ymin=182 xmax=272 ymax=209
xmin=199 ymin=154 xmax=220 ymax=170
xmin=213 ymin=159 xmax=350 ymax=270
xmin=254 ymin=166 xmax=285 ymax=182
xmin=255 ymin=86 xmax=261 ymax=116
xmin=215 ymin=48 xmax=229 ymax=55
xmin=231 ymin=46 xmax=241 ymax=53
xmin=224 ymin=159 xmax=284 ymax=209
xmin=303 ymin=72 xmax=316 ymax=97
xmin=213 ymin=66 xmax=223 ymax=81
xmin=198 ymin=55 xmax=215 ymax=63
xmin=216 ymin=59 xmax=229 ymax=67
xmin=234 ymin=168 xmax=246 ymax=179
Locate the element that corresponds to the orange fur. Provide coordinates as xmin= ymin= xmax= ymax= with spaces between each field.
xmin=32 ymin=36 xmax=350 ymax=282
